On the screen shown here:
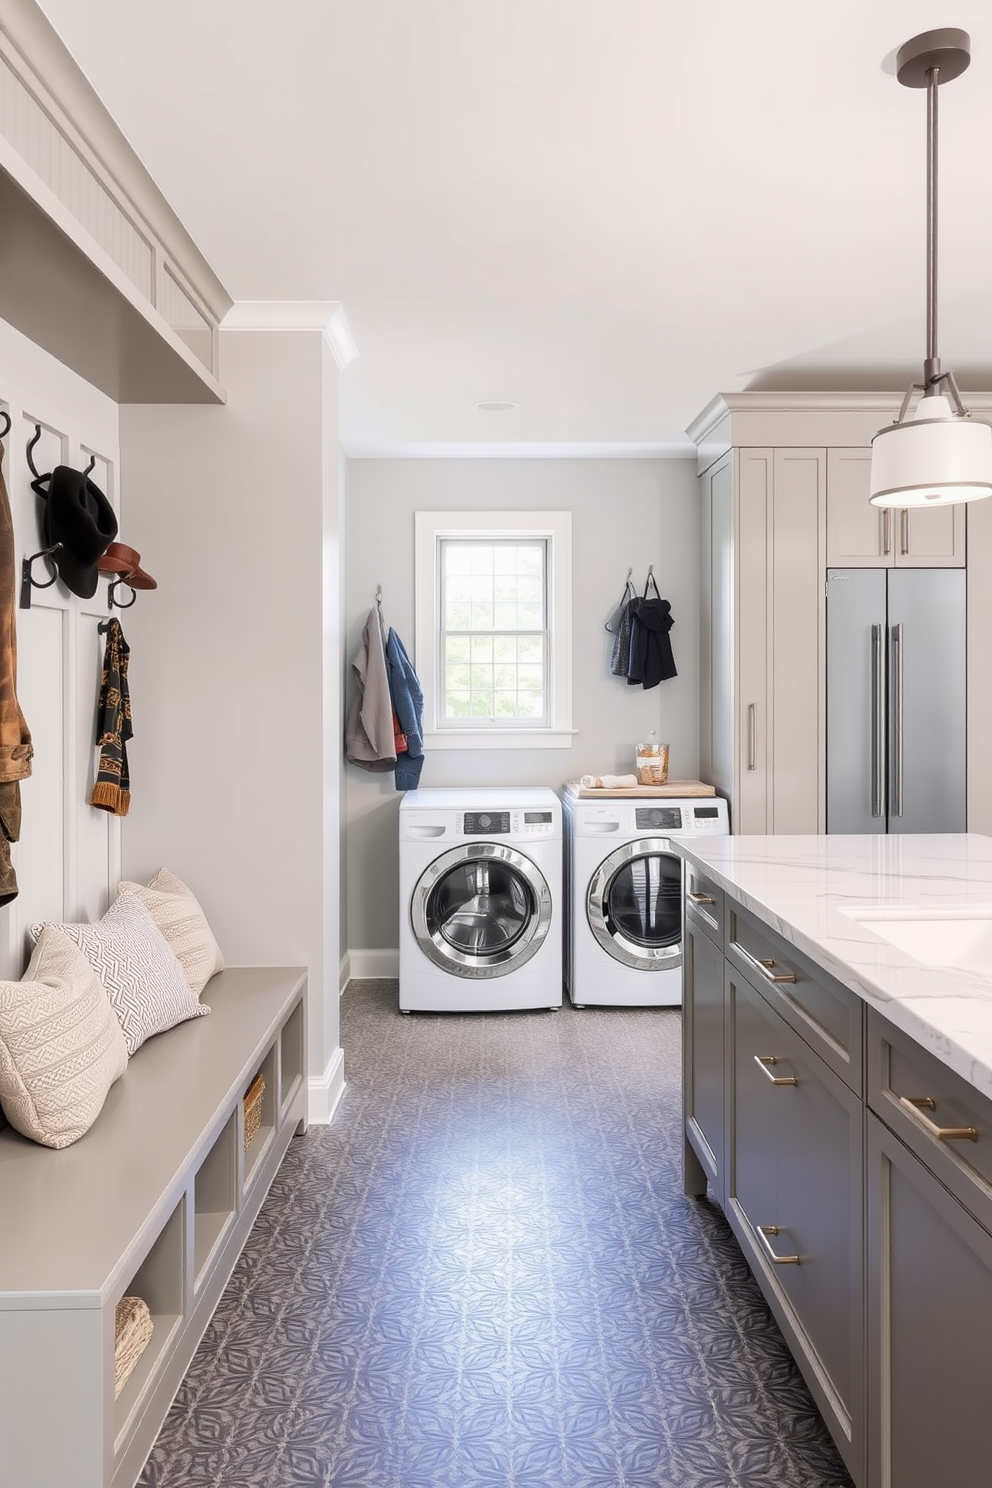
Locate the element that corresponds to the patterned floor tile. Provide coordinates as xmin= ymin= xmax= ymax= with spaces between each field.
xmin=138 ymin=980 xmax=854 ymax=1488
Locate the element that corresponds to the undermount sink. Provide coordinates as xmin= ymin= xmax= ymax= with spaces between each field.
xmin=839 ymin=905 xmax=992 ymax=969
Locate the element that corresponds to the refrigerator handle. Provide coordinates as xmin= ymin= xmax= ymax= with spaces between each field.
xmin=892 ymin=623 xmax=904 ymax=817
xmin=871 ymin=623 xmax=887 ymax=818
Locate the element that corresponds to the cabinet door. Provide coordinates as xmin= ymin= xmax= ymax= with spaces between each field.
xmin=768 ymin=448 xmax=824 ymax=833
xmin=868 ymin=1113 xmax=992 ymax=1488
xmin=894 ymin=502 xmax=965 ymax=567
xmin=682 ymin=917 xmax=726 ymax=1199
xmin=826 ymin=446 xmax=965 ymax=569
xmin=735 ymin=450 xmax=769 ymax=833
xmin=699 ymin=454 xmax=735 ymax=804
xmin=826 ymin=448 xmax=892 ymax=566
xmin=728 ymin=972 xmax=864 ymax=1483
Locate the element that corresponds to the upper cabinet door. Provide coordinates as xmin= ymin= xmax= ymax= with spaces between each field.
xmin=894 ymin=503 xmax=965 ymax=567
xmin=826 ymin=449 xmax=892 ymax=566
xmin=826 ymin=448 xmax=965 ymax=568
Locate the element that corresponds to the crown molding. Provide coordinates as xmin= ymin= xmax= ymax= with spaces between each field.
xmin=343 ymin=439 xmax=694 ymax=460
xmin=222 ymin=301 xmax=358 ymax=368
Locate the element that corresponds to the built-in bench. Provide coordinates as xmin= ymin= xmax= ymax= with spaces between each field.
xmin=0 ymin=966 xmax=308 ymax=1488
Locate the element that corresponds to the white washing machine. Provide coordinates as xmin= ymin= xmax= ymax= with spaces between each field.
xmin=399 ymin=787 xmax=563 ymax=1013
xmin=563 ymin=792 xmax=729 ymax=1007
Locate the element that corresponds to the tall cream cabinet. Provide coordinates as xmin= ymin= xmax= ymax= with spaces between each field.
xmin=690 ymin=392 xmax=990 ymax=836
xmin=698 ymin=443 xmax=824 ymax=834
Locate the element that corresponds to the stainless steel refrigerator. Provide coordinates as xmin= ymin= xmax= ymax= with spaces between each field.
xmin=826 ymin=569 xmax=966 ymax=834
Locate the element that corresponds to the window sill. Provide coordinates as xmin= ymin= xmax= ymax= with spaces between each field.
xmin=424 ymin=729 xmax=577 ymax=751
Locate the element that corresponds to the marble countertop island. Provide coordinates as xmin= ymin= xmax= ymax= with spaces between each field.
xmin=671 ymin=833 xmax=992 ymax=1100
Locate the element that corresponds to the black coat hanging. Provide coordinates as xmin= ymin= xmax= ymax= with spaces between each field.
xmin=627 ymin=569 xmax=677 ymax=689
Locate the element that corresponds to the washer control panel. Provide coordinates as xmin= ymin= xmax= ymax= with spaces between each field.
xmin=461 ymin=809 xmax=557 ymax=837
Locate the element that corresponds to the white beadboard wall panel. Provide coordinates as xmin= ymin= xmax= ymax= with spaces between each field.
xmin=0 ymin=315 xmax=120 ymax=979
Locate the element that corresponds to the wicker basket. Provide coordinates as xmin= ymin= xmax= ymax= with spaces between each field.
xmin=114 ymin=1295 xmax=153 ymax=1400
xmin=243 ymin=1072 xmax=265 ymax=1151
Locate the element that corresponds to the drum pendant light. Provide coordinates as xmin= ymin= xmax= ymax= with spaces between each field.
xmin=869 ymin=28 xmax=992 ymax=509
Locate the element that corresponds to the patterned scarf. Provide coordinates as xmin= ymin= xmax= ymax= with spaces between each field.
xmin=89 ymin=618 xmax=132 ymax=817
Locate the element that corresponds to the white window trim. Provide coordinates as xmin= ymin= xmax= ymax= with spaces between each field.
xmin=415 ymin=510 xmax=574 ymax=750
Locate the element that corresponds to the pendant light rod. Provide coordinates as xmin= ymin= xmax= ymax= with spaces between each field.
xmin=926 ymin=64 xmax=939 ymax=381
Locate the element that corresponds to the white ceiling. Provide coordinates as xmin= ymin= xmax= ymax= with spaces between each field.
xmin=34 ymin=1 xmax=992 ymax=456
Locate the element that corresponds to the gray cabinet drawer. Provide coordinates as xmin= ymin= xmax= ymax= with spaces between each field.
xmin=729 ymin=906 xmax=863 ymax=1095
xmin=684 ymin=866 xmax=724 ymax=946
xmin=868 ymin=1010 xmax=992 ymax=1234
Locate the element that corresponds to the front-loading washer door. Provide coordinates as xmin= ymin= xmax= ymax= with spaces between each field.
xmin=587 ymin=837 xmax=683 ymax=970
xmin=411 ymin=842 xmax=552 ymax=979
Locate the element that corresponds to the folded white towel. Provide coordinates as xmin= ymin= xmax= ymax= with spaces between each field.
xmin=580 ymin=773 xmax=639 ymax=789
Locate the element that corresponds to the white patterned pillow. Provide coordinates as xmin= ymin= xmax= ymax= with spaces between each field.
xmin=0 ymin=926 xmax=128 ymax=1148
xmin=31 ymin=894 xmax=210 ymax=1056
xmin=116 ymin=868 xmax=224 ymax=995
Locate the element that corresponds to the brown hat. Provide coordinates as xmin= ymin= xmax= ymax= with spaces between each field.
xmin=95 ymin=542 xmax=157 ymax=590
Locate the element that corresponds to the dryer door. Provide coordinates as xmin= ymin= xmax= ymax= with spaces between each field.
xmin=587 ymin=837 xmax=683 ymax=970
xmin=411 ymin=842 xmax=553 ymax=979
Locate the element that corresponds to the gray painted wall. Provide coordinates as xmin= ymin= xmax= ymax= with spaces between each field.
xmin=344 ymin=456 xmax=699 ymax=951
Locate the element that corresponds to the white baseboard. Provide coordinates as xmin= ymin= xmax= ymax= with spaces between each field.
xmin=307 ymin=1045 xmax=345 ymax=1125
xmin=338 ymin=952 xmax=351 ymax=994
xmin=348 ymin=948 xmax=399 ymax=980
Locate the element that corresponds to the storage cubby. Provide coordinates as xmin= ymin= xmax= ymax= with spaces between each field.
xmin=193 ymin=1112 xmax=237 ymax=1292
xmin=113 ymin=1198 xmax=185 ymax=1445
xmin=280 ymin=998 xmax=304 ymax=1114
xmin=243 ymin=1042 xmax=278 ymax=1191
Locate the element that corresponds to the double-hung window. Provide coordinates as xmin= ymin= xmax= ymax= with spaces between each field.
xmin=414 ymin=510 xmax=573 ymax=748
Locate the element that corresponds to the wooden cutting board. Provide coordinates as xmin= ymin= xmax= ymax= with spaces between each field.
xmin=564 ymin=779 xmax=717 ymax=799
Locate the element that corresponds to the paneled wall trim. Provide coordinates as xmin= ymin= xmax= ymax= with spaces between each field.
xmin=0 ymin=0 xmax=231 ymax=401
xmin=0 ymin=328 xmax=122 ymax=982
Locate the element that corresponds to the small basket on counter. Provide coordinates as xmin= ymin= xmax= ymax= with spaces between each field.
xmin=114 ymin=1295 xmax=154 ymax=1399
xmin=242 ymin=1072 xmax=265 ymax=1151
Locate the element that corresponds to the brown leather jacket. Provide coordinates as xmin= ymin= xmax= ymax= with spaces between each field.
xmin=0 ymin=441 xmax=33 ymax=902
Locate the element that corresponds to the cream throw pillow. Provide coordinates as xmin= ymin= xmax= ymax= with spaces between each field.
xmin=117 ymin=868 xmax=224 ymax=996
xmin=0 ymin=926 xmax=128 ymax=1148
xmin=32 ymin=894 xmax=209 ymax=1056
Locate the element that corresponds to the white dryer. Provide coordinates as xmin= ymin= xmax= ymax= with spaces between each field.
xmin=563 ymin=792 xmax=729 ymax=1007
xmin=399 ymin=787 xmax=563 ymax=1013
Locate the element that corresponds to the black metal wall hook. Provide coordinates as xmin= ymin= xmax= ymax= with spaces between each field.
xmin=0 ymin=411 xmax=10 ymax=441
xmin=107 ymin=576 xmax=137 ymax=611
xmin=19 ymin=543 xmax=62 ymax=609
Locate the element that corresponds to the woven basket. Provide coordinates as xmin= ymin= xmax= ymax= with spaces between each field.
xmin=114 ymin=1295 xmax=153 ymax=1400
xmin=243 ymin=1072 xmax=265 ymax=1151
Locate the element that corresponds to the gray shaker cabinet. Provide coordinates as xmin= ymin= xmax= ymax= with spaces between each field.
xmin=726 ymin=965 xmax=865 ymax=1483
xmin=866 ymin=1112 xmax=992 ymax=1488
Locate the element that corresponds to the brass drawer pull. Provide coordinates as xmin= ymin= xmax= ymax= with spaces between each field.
xmin=754 ymin=1055 xmax=798 ymax=1087
xmin=687 ymin=891 xmax=717 ymax=906
xmin=756 ymin=1224 xmax=800 ymax=1265
xmin=898 ymin=1095 xmax=978 ymax=1143
xmin=735 ymin=941 xmax=800 ymax=985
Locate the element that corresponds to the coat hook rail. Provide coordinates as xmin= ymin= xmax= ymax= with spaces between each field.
xmin=20 ymin=543 xmax=62 ymax=609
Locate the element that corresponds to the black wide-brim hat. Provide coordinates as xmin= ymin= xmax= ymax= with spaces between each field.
xmin=41 ymin=466 xmax=118 ymax=599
